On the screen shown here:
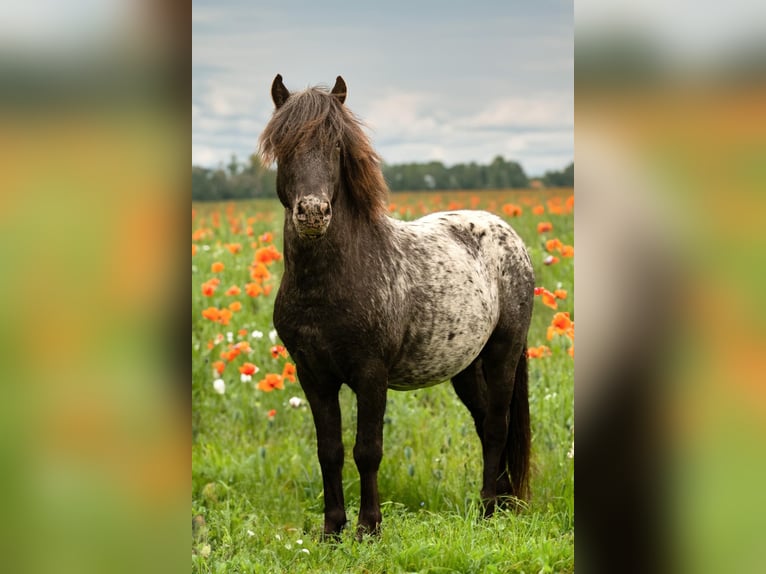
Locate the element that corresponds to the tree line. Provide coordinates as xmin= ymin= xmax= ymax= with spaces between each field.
xmin=192 ymin=154 xmax=573 ymax=201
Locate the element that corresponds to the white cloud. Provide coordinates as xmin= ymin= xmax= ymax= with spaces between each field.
xmin=460 ymin=95 xmax=573 ymax=130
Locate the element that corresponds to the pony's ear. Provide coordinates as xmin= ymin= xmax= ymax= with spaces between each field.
xmin=271 ymin=74 xmax=290 ymax=109
xmin=331 ymin=76 xmax=347 ymax=104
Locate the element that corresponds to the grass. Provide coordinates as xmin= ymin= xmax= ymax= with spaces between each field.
xmin=192 ymin=189 xmax=574 ymax=573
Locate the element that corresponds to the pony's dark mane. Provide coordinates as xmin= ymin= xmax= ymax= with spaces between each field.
xmin=259 ymin=86 xmax=389 ymax=221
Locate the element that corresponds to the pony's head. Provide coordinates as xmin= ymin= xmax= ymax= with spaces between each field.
xmin=259 ymin=74 xmax=388 ymax=240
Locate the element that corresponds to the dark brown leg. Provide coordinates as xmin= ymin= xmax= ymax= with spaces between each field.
xmin=479 ymin=342 xmax=521 ymax=517
xmin=303 ymin=384 xmax=347 ymax=538
xmin=452 ymin=360 xmax=512 ymax=503
xmin=352 ymin=372 xmax=387 ymax=538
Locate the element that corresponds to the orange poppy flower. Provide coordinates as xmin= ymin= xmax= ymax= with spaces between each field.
xmin=267 ymin=409 xmax=277 ymax=419
xmin=211 ymin=261 xmax=225 ymax=273
xmin=222 ymin=347 xmax=240 ymax=362
xmin=246 ymin=226 xmax=254 ymax=237
xmin=238 ymin=329 xmax=248 ymax=337
xmin=254 ymin=245 xmax=282 ymax=265
xmin=201 ymin=281 xmax=217 ymax=297
xmin=251 ymin=263 xmax=270 ymax=281
xmin=545 ymin=238 xmax=563 ymax=253
xmin=218 ymin=308 xmax=233 ymax=326
xmin=192 ymin=244 xmax=198 ymax=256
xmin=568 ymin=345 xmax=574 ymax=358
xmin=235 ymin=341 xmax=252 ymax=353
xmin=271 ymin=345 xmax=288 ymax=359
xmin=543 ymin=255 xmax=560 ymax=266
xmin=226 ymin=242 xmax=242 ymax=255
xmin=245 ymin=282 xmax=263 ymax=297
xmin=225 ymin=285 xmax=241 ymax=296
xmin=541 ymin=289 xmax=558 ymax=309
xmin=527 ymin=346 xmax=551 ymax=359
xmin=554 ymin=289 xmax=568 ymax=300
xmin=552 ymin=312 xmax=572 ymax=330
xmin=547 ymin=312 xmax=573 ymax=340
xmin=212 ymin=361 xmax=225 ymax=375
xmin=263 ymin=285 xmax=273 ymax=296
xmin=560 ymin=245 xmax=574 ymax=257
xmin=532 ymin=205 xmax=545 ymax=215
xmin=259 ymin=232 xmax=274 ymax=244
xmin=565 ymin=195 xmax=574 ymax=210
xmin=257 ymin=374 xmax=284 ymax=392
xmin=537 ymin=222 xmax=553 ymax=233
xmin=239 ymin=362 xmax=258 ymax=376
xmin=201 ymin=307 xmax=220 ymax=321
xmin=502 ymin=203 xmax=522 ymax=217
xmin=282 ymin=362 xmax=297 ymax=383
xmin=228 ymin=301 xmax=242 ymax=312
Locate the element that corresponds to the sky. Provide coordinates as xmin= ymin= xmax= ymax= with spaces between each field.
xmin=193 ymin=0 xmax=573 ymax=176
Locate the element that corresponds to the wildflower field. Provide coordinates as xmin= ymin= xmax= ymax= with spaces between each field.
xmin=192 ymin=189 xmax=574 ymax=573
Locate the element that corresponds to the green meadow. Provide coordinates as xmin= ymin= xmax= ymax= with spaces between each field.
xmin=192 ymin=190 xmax=574 ymax=573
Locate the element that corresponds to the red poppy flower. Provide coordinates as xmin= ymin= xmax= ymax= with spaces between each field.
xmin=257 ymin=374 xmax=284 ymax=392
xmin=271 ymin=345 xmax=288 ymax=359
xmin=282 ymin=362 xmax=297 ymax=383
xmin=239 ymin=362 xmax=258 ymax=376
xmin=537 ymin=222 xmax=553 ymax=233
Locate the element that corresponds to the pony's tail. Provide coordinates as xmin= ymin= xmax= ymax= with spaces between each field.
xmin=506 ymin=350 xmax=531 ymax=501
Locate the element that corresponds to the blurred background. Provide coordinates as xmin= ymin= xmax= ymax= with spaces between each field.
xmin=575 ymin=1 xmax=766 ymax=572
xmin=1 ymin=0 xmax=764 ymax=572
xmin=0 ymin=1 xmax=187 ymax=573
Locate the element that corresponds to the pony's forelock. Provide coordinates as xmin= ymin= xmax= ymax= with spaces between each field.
xmin=259 ymin=86 xmax=388 ymax=220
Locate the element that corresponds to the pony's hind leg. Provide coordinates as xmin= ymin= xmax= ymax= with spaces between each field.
xmin=451 ymin=359 xmax=487 ymax=440
xmin=452 ymin=359 xmax=514 ymax=497
xmin=478 ymin=337 xmax=530 ymax=517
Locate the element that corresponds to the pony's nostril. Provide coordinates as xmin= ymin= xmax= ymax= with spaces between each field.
xmin=320 ymin=202 xmax=331 ymax=217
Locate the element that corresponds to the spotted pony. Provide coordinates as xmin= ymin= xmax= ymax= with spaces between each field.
xmin=259 ymin=75 xmax=535 ymax=539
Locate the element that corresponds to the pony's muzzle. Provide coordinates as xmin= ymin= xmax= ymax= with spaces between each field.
xmin=293 ymin=195 xmax=332 ymax=239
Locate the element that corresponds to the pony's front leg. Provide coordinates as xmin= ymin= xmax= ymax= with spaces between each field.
xmin=352 ymin=371 xmax=387 ymax=538
xmin=303 ymin=383 xmax=347 ymax=538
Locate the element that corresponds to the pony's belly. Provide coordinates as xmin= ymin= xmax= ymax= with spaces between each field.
xmin=387 ymin=326 xmax=493 ymax=390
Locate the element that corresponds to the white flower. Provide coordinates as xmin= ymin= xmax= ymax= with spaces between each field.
xmin=296 ymin=538 xmax=303 ymax=545
xmin=241 ymin=374 xmax=252 ymax=383
xmin=226 ymin=332 xmax=234 ymax=343
xmin=268 ymin=329 xmax=278 ymax=343
xmin=251 ymin=330 xmax=264 ymax=339
xmin=567 ymin=441 xmax=574 ymax=459
xmin=289 ymin=396 xmax=303 ymax=409
xmin=202 ymin=245 xmax=211 ymax=251
xmin=213 ymin=378 xmax=226 ymax=394
xmin=543 ymin=255 xmax=555 ymax=265
xmin=247 ymin=529 xmax=255 ymax=537
xmin=300 ymin=548 xmax=310 ymax=555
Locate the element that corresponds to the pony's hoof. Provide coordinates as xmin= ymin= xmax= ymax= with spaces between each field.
xmin=321 ymin=516 xmax=347 ymax=542
xmin=355 ymin=522 xmax=381 ymax=541
xmin=482 ymin=498 xmax=497 ymax=518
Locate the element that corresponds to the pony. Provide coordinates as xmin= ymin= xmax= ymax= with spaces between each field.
xmin=259 ymin=75 xmax=534 ymax=539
